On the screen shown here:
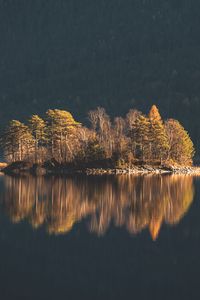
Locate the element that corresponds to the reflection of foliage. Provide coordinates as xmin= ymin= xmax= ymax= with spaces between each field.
xmin=0 ymin=175 xmax=194 ymax=240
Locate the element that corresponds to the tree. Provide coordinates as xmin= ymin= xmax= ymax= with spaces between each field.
xmin=133 ymin=114 xmax=151 ymax=162
xmin=126 ymin=109 xmax=142 ymax=130
xmin=3 ymin=120 xmax=34 ymax=162
xmin=113 ymin=117 xmax=127 ymax=155
xmin=148 ymin=105 xmax=169 ymax=163
xmin=46 ymin=109 xmax=81 ymax=163
xmin=84 ymin=139 xmax=106 ymax=162
xmin=88 ymin=107 xmax=113 ymax=158
xmin=113 ymin=117 xmax=131 ymax=167
xmin=165 ymin=119 xmax=195 ymax=165
xmin=28 ymin=115 xmax=46 ymax=163
xmin=1 ymin=105 xmax=195 ymax=168
xmin=126 ymin=109 xmax=142 ymax=157
xmin=75 ymin=126 xmax=96 ymax=162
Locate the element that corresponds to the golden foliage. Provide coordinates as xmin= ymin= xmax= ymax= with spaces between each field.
xmin=1 ymin=105 xmax=195 ymax=166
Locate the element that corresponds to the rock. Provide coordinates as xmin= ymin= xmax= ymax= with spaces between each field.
xmin=31 ymin=164 xmax=46 ymax=176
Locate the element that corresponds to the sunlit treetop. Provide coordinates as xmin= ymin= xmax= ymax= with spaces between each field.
xmin=149 ymin=104 xmax=162 ymax=122
xmin=46 ymin=109 xmax=81 ymax=127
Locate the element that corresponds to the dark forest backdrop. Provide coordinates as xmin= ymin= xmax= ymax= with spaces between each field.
xmin=0 ymin=0 xmax=200 ymax=158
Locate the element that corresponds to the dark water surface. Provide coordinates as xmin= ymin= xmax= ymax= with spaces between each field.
xmin=0 ymin=174 xmax=199 ymax=300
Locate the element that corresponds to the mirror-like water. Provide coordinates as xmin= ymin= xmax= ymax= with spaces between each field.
xmin=0 ymin=174 xmax=194 ymax=240
xmin=0 ymin=174 xmax=199 ymax=299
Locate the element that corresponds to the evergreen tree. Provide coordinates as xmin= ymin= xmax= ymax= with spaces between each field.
xmin=126 ymin=109 xmax=142 ymax=157
xmin=28 ymin=115 xmax=46 ymax=163
xmin=84 ymin=139 xmax=105 ymax=162
xmin=134 ymin=114 xmax=151 ymax=162
xmin=46 ymin=109 xmax=80 ymax=163
xmin=3 ymin=120 xmax=34 ymax=162
xmin=149 ymin=105 xmax=169 ymax=163
xmin=165 ymin=119 xmax=195 ymax=165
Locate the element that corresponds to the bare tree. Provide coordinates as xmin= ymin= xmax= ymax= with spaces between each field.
xmin=88 ymin=107 xmax=113 ymax=158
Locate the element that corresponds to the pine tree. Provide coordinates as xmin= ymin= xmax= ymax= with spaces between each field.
xmin=84 ymin=139 xmax=105 ymax=162
xmin=134 ymin=114 xmax=151 ymax=162
xmin=46 ymin=109 xmax=81 ymax=163
xmin=28 ymin=115 xmax=46 ymax=163
xmin=126 ymin=109 xmax=142 ymax=157
xmin=3 ymin=120 xmax=34 ymax=162
xmin=165 ymin=119 xmax=195 ymax=165
xmin=148 ymin=105 xmax=169 ymax=163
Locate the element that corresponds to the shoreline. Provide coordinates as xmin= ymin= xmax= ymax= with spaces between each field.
xmin=1 ymin=162 xmax=200 ymax=176
xmin=82 ymin=166 xmax=200 ymax=175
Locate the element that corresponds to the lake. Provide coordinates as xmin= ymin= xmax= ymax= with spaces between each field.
xmin=0 ymin=174 xmax=199 ymax=299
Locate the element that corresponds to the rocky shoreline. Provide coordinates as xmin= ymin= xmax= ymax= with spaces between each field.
xmin=84 ymin=166 xmax=200 ymax=175
xmin=1 ymin=161 xmax=200 ymax=176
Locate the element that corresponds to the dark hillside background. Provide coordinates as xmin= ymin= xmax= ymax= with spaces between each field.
xmin=0 ymin=0 xmax=200 ymax=158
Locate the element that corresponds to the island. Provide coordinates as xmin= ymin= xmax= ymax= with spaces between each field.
xmin=1 ymin=104 xmax=199 ymax=176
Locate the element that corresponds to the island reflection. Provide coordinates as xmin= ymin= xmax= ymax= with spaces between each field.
xmin=0 ymin=175 xmax=194 ymax=240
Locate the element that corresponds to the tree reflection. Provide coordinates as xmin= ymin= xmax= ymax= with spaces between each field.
xmin=0 ymin=175 xmax=194 ymax=240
